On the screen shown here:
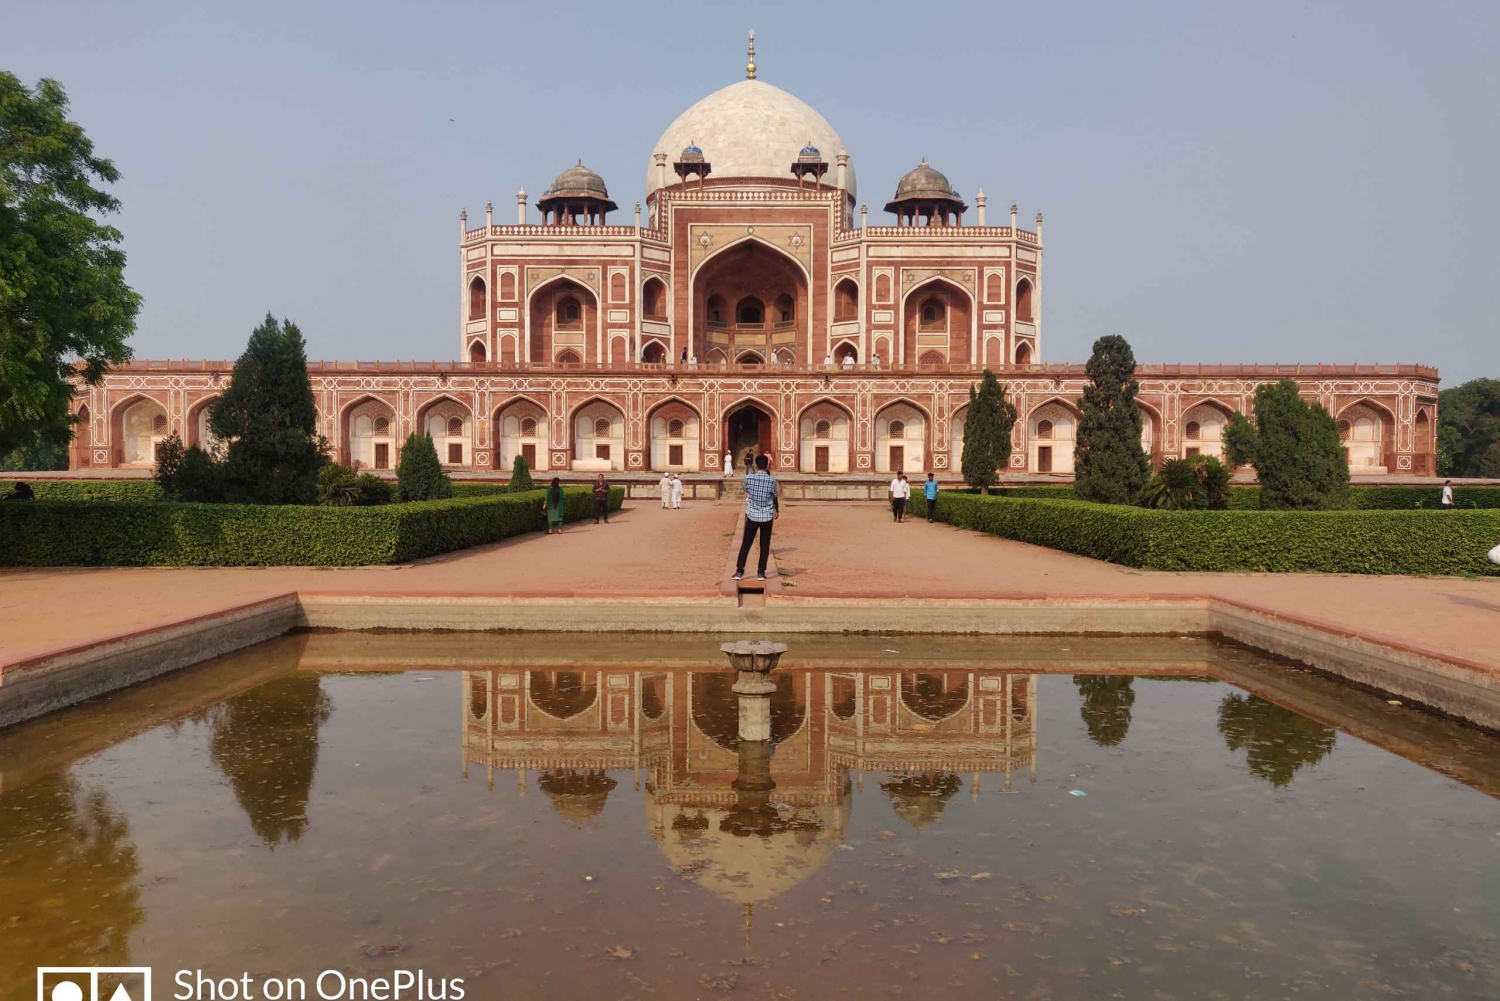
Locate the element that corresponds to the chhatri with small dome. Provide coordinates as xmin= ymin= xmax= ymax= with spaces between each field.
xmin=70 ymin=33 xmax=1438 ymax=479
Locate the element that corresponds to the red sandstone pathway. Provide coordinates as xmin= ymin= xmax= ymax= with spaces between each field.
xmin=3 ymin=499 xmax=1498 ymax=670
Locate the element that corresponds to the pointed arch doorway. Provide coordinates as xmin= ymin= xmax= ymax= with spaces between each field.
xmin=724 ymin=401 xmax=774 ymax=473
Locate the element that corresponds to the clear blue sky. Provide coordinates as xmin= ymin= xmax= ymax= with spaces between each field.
xmin=8 ymin=0 xmax=1497 ymax=382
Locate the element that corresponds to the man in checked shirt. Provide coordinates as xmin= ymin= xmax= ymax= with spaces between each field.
xmin=732 ymin=453 xmax=779 ymax=581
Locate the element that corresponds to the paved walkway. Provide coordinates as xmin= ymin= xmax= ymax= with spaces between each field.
xmin=3 ymin=499 xmax=1498 ymax=670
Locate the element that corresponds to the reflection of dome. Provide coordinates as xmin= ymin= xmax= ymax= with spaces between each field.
xmin=539 ymin=769 xmax=617 ymax=825
xmin=881 ymin=772 xmax=961 ymax=830
xmin=648 ymin=781 xmax=851 ymax=905
xmin=648 ymin=80 xmax=855 ymax=199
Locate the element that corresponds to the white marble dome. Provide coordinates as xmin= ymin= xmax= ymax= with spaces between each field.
xmin=647 ymin=79 xmax=855 ymax=200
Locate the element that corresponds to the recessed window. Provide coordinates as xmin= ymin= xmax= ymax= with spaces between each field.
xmin=593 ymin=417 xmax=611 ymax=437
xmin=814 ymin=419 xmax=832 ymax=440
xmin=520 ymin=417 xmax=538 ymax=436
xmin=888 ymin=419 xmax=906 ymax=439
xmin=447 ymin=416 xmax=463 ymax=436
xmin=152 ymin=413 xmax=167 ymax=433
xmin=374 ymin=416 xmax=390 ymax=435
xmin=1037 ymin=420 xmax=1053 ymax=439
xmin=668 ymin=418 xmax=684 ymax=438
xmin=1185 ymin=421 xmax=1200 ymax=441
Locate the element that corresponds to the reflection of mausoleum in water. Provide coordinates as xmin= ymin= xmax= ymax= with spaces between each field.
xmin=460 ymin=667 xmax=1037 ymax=904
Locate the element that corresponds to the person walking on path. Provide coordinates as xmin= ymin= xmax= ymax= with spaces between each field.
xmin=923 ymin=473 xmax=939 ymax=522
xmin=889 ymin=470 xmax=910 ymax=522
xmin=592 ymin=473 xmax=610 ymax=524
xmin=1440 ymin=480 xmax=1455 ymax=509
xmin=659 ymin=471 xmax=672 ymax=510
xmin=670 ymin=473 xmax=684 ymax=509
xmin=542 ymin=477 xmax=566 ymax=535
xmin=733 ymin=454 xmax=779 ymax=581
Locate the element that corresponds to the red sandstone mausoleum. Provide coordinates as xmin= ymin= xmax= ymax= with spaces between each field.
xmin=70 ymin=37 xmax=1440 ymax=479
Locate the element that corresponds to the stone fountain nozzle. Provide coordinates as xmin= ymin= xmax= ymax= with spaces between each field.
xmin=722 ymin=641 xmax=787 ymax=742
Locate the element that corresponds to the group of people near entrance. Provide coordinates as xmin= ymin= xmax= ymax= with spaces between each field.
xmin=657 ymin=471 xmax=685 ymax=509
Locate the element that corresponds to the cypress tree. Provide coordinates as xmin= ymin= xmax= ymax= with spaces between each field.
xmin=1224 ymin=379 xmax=1349 ymax=509
xmin=1073 ymin=335 xmax=1150 ymax=504
xmin=210 ymin=314 xmax=324 ymax=504
xmin=508 ymin=453 xmax=535 ymax=492
xmin=396 ymin=433 xmax=453 ymax=501
xmin=960 ymin=369 xmax=1017 ymax=493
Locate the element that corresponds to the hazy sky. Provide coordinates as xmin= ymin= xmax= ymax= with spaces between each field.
xmin=8 ymin=0 xmax=1497 ymax=383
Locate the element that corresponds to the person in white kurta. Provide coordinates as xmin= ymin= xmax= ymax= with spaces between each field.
xmin=670 ymin=474 xmax=684 ymax=509
xmin=723 ymin=453 xmax=733 ymax=477
xmin=659 ymin=472 xmax=672 ymax=509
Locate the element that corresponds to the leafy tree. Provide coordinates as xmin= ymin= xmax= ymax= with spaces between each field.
xmin=960 ymin=369 xmax=1017 ymax=493
xmin=1 ymin=74 xmax=139 ymax=455
xmin=1481 ymin=442 xmax=1500 ymax=478
xmin=1224 ymin=380 xmax=1349 ymax=510
xmin=155 ymin=434 xmax=222 ymax=501
xmin=152 ymin=432 xmax=185 ymax=494
xmin=1074 ymin=675 xmax=1135 ymax=746
xmin=508 ymin=453 xmax=535 ymax=492
xmin=210 ymin=314 xmax=325 ymax=504
xmin=1073 ymin=335 xmax=1151 ymax=504
xmin=0 ymin=430 xmax=69 ymax=470
xmin=1139 ymin=454 xmax=1231 ymax=510
xmin=396 ymin=433 xmax=453 ymax=502
xmin=1217 ymin=693 xmax=1335 ymax=787
xmin=1436 ymin=378 xmax=1500 ymax=477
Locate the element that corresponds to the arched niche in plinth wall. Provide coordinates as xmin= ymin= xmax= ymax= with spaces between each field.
xmin=186 ymin=395 xmax=222 ymax=453
xmin=900 ymin=672 xmax=971 ymax=726
xmin=798 ymin=399 xmax=853 ymax=473
xmin=609 ymin=336 xmax=628 ymax=366
xmin=113 ymin=395 xmax=169 ymax=467
xmin=342 ymin=396 xmax=398 ymax=471
xmin=1014 ymin=275 xmax=1036 ymax=324
xmin=571 ymin=398 xmax=626 ymax=472
xmin=874 ymin=401 xmax=929 ymax=474
xmin=468 ymin=275 xmax=487 ymax=321
xmin=832 ymin=340 xmax=858 ymax=364
xmin=527 ymin=276 xmax=600 ymax=365
xmin=951 ymin=405 xmax=968 ymax=474
xmin=1014 ymin=340 xmax=1033 ymax=367
xmin=1136 ymin=400 xmax=1164 ymax=466
xmin=647 ymin=398 xmax=702 ymax=471
xmin=641 ymin=340 xmax=668 ymax=364
xmin=1337 ymin=400 xmax=1395 ymax=475
xmin=901 ymin=277 xmax=974 ymax=369
xmin=1027 ymin=400 xmax=1078 ymax=475
xmin=418 ymin=395 xmax=475 ymax=468
xmin=1179 ymin=400 xmax=1234 ymax=461
xmin=691 ymin=238 xmax=809 ymax=368
xmin=832 ymin=277 xmax=859 ymax=323
xmin=690 ymin=671 xmax=806 ymax=754
xmin=641 ymin=276 xmax=668 ymax=321
xmin=984 ymin=336 xmax=1003 ymax=368
xmin=528 ymin=671 xmax=599 ymax=724
xmin=494 ymin=396 xmax=549 ymax=474
xmin=468 ymin=339 xmax=487 ymax=364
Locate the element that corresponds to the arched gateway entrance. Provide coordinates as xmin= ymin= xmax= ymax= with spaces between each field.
xmin=724 ymin=401 xmax=774 ymax=472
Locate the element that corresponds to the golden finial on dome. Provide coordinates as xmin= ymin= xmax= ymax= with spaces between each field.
xmin=746 ymin=29 xmax=756 ymax=80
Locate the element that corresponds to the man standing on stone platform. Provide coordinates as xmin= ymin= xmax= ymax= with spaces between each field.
xmin=733 ymin=454 xmax=778 ymax=582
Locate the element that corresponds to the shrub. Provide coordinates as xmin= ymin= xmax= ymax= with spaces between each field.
xmin=16 ymin=479 xmax=163 ymax=502
xmin=928 ymin=492 xmax=1500 ymax=576
xmin=396 ymin=433 xmax=452 ymax=502
xmin=0 ymin=486 xmax=623 ymax=567
xmin=451 ymin=482 xmax=507 ymax=498
xmin=210 ymin=314 xmax=325 ymax=504
xmin=1139 ymin=455 xmax=1231 ymax=510
xmin=508 ymin=454 xmax=535 ymax=492
xmin=153 ymin=433 xmax=185 ymax=493
xmin=1225 ymin=380 xmax=1349 ymax=510
xmin=317 ymin=463 xmax=360 ymax=506
xmin=961 ymin=369 xmax=1017 ymax=492
xmin=172 ymin=445 xmax=224 ymax=502
xmin=354 ymin=472 xmax=391 ymax=506
xmin=1073 ymin=335 xmax=1150 ymax=504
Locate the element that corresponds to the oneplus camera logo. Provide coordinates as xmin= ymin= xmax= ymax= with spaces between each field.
xmin=38 ymin=969 xmax=151 ymax=1001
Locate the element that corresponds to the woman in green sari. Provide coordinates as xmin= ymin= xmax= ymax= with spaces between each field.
xmin=542 ymin=477 xmax=566 ymax=534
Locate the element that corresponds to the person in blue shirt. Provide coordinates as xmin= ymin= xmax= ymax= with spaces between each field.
xmin=923 ymin=472 xmax=939 ymax=522
xmin=733 ymin=453 xmax=779 ymax=581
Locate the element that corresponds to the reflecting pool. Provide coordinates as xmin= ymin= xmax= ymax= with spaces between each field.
xmin=3 ymin=633 xmax=1499 ymax=1000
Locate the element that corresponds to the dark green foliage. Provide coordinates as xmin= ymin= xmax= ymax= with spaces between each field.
xmin=210 ymin=314 xmax=324 ymax=505
xmin=509 ymin=454 xmax=535 ymax=492
xmin=208 ymin=674 xmax=331 ymax=846
xmin=924 ymin=492 xmax=1500 ymax=575
xmin=450 ymin=482 xmax=508 ymax=498
xmin=1074 ymin=676 xmax=1135 ymax=746
xmin=1225 ymin=380 xmax=1349 ymax=510
xmin=1436 ymin=378 xmax=1500 ymax=477
xmin=960 ymin=369 xmax=1017 ymax=492
xmin=0 ymin=487 xmax=622 ymax=566
xmin=1139 ymin=455 xmax=1231 ymax=510
xmin=152 ymin=432 xmax=184 ymax=493
xmin=354 ymin=472 xmax=391 ymax=506
xmin=0 ymin=430 xmax=69 ymax=470
xmin=155 ymin=434 xmax=223 ymax=502
xmin=316 ymin=463 xmax=359 ymax=507
xmin=1073 ymin=335 xmax=1151 ymax=504
xmin=1217 ymin=693 xmax=1336 ymax=787
xmin=1 ymin=73 xmax=139 ymax=455
xmin=396 ymin=433 xmax=453 ymax=502
xmin=13 ymin=479 xmax=162 ymax=501
xmin=1481 ymin=442 xmax=1500 ymax=478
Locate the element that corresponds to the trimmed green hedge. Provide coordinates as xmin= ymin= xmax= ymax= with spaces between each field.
xmin=14 ymin=479 xmax=165 ymax=502
xmin=913 ymin=492 xmax=1500 ymax=576
xmin=1228 ymin=484 xmax=1500 ymax=510
xmin=0 ymin=487 xmax=623 ymax=567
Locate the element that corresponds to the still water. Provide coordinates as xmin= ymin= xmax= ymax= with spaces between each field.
xmin=3 ymin=633 xmax=1499 ymax=1000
